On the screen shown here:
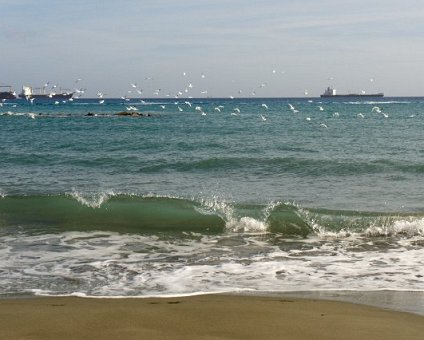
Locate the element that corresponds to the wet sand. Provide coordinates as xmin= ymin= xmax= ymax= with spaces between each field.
xmin=0 ymin=294 xmax=423 ymax=340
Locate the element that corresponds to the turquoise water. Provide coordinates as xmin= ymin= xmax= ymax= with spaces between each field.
xmin=0 ymin=97 xmax=423 ymax=298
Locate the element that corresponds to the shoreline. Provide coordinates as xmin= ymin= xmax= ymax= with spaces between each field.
xmin=1 ymin=293 xmax=423 ymax=340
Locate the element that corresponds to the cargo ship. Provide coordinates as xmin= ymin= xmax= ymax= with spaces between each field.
xmin=19 ymin=85 xmax=73 ymax=101
xmin=320 ymin=87 xmax=384 ymax=98
xmin=0 ymin=86 xmax=17 ymax=100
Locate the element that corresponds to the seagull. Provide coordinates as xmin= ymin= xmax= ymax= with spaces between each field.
xmin=260 ymin=115 xmax=267 ymax=121
xmin=306 ymin=117 xmax=311 ymax=121
xmin=130 ymin=83 xmax=137 ymax=88
xmin=195 ymin=106 xmax=202 ymax=111
xmin=333 ymin=112 xmax=339 ymax=117
xmin=381 ymin=112 xmax=389 ymax=118
xmin=319 ymin=123 xmax=328 ymax=128
xmin=178 ymin=106 xmax=183 ymax=112
xmin=184 ymin=101 xmax=192 ymax=107
xmin=357 ymin=113 xmax=365 ymax=118
xmin=371 ymin=106 xmax=382 ymax=113
xmin=99 ymin=100 xmax=105 ymax=104
xmin=233 ymin=107 xmax=240 ymax=113
xmin=318 ymin=106 xmax=324 ymax=111
xmin=261 ymin=103 xmax=269 ymax=110
xmin=214 ymin=107 xmax=221 ymax=112
xmin=288 ymin=103 xmax=295 ymax=110
xmin=160 ymin=105 xmax=166 ymax=109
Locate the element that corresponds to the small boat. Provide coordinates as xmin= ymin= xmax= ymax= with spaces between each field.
xmin=320 ymin=87 xmax=384 ymax=98
xmin=0 ymin=85 xmax=17 ymax=100
xmin=19 ymin=85 xmax=73 ymax=101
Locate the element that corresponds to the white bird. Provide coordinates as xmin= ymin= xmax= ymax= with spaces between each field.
xmin=318 ymin=106 xmax=324 ymax=111
xmin=97 ymin=92 xmax=104 ymax=98
xmin=381 ymin=112 xmax=389 ymax=118
xmin=214 ymin=107 xmax=221 ymax=112
xmin=333 ymin=112 xmax=339 ymax=117
xmin=178 ymin=106 xmax=183 ymax=112
xmin=319 ymin=123 xmax=328 ymax=128
xmin=233 ymin=107 xmax=241 ymax=113
xmin=201 ymin=73 xmax=206 ymax=79
xmin=288 ymin=103 xmax=295 ymax=110
xmin=54 ymin=101 xmax=59 ymax=105
xmin=195 ymin=106 xmax=202 ymax=111
xmin=130 ymin=83 xmax=137 ymax=88
xmin=99 ymin=100 xmax=105 ymax=104
xmin=200 ymin=90 xmax=208 ymax=94
xmin=160 ymin=105 xmax=166 ymax=109
xmin=30 ymin=98 xmax=35 ymax=104
xmin=260 ymin=115 xmax=267 ymax=121
xmin=201 ymin=111 xmax=207 ymax=116
xmin=261 ymin=103 xmax=269 ymax=110
xmin=371 ymin=106 xmax=382 ymax=113
xmin=306 ymin=117 xmax=311 ymax=121
xmin=357 ymin=113 xmax=365 ymax=118
xmin=184 ymin=101 xmax=192 ymax=107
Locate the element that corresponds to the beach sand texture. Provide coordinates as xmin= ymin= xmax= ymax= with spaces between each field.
xmin=1 ymin=295 xmax=423 ymax=340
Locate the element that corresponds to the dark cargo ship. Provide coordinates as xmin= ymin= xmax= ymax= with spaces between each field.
xmin=320 ymin=87 xmax=384 ymax=98
xmin=0 ymin=86 xmax=16 ymax=100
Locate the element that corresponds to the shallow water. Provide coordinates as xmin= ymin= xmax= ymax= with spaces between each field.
xmin=1 ymin=97 xmax=423 ymax=299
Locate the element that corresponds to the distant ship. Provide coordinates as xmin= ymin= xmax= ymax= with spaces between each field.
xmin=320 ymin=87 xmax=384 ymax=98
xmin=0 ymin=85 xmax=17 ymax=100
xmin=19 ymin=85 xmax=73 ymax=101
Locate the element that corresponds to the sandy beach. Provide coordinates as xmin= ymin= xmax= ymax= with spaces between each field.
xmin=0 ymin=294 xmax=423 ymax=340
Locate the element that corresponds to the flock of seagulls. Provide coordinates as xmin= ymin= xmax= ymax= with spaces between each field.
xmin=0 ymin=73 xmax=402 ymax=127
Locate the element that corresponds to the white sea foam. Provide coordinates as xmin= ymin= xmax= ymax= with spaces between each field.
xmin=365 ymin=217 xmax=424 ymax=237
xmin=226 ymin=216 xmax=267 ymax=233
xmin=69 ymin=190 xmax=115 ymax=208
xmin=1 ymin=228 xmax=423 ymax=300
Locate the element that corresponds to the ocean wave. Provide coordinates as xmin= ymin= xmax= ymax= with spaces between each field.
xmin=0 ymin=194 xmax=423 ymax=239
xmin=137 ymin=157 xmax=424 ymax=176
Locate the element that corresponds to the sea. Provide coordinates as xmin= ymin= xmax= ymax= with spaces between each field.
xmin=1 ymin=96 xmax=423 ymax=312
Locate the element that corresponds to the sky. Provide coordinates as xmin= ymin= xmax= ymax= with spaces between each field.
xmin=1 ymin=0 xmax=424 ymax=98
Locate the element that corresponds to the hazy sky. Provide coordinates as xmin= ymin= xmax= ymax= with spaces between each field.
xmin=1 ymin=0 xmax=424 ymax=97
